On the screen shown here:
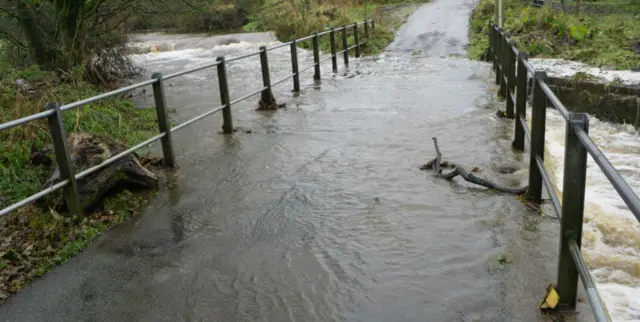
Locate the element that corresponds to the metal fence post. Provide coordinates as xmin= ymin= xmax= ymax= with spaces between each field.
xmin=364 ymin=20 xmax=369 ymax=38
xmin=505 ymin=39 xmax=516 ymax=118
xmin=342 ymin=25 xmax=349 ymax=68
xmin=151 ymin=73 xmax=176 ymax=168
xmin=354 ymin=23 xmax=360 ymax=58
xmin=513 ymin=52 xmax=528 ymax=151
xmin=557 ymin=112 xmax=589 ymax=309
xmin=290 ymin=40 xmax=300 ymax=92
xmin=216 ymin=57 xmax=233 ymax=134
xmin=330 ymin=28 xmax=338 ymax=73
xmin=313 ymin=32 xmax=321 ymax=80
xmin=45 ymin=102 xmax=82 ymax=215
xmin=526 ymin=71 xmax=548 ymax=202
xmin=259 ymin=46 xmax=276 ymax=106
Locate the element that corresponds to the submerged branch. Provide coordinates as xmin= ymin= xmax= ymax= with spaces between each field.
xmin=421 ymin=137 xmax=528 ymax=195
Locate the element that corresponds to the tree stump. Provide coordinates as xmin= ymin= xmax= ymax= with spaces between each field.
xmin=43 ymin=133 xmax=159 ymax=213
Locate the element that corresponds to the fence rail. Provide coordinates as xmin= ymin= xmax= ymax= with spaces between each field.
xmin=0 ymin=20 xmax=374 ymax=217
xmin=489 ymin=21 xmax=640 ymax=322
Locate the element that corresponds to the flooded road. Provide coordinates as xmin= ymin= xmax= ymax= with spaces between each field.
xmin=1 ymin=0 xmax=625 ymax=321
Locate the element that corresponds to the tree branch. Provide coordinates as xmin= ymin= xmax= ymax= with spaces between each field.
xmin=421 ymin=137 xmax=528 ymax=195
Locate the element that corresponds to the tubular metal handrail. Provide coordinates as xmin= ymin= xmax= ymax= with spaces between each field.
xmin=0 ymin=19 xmax=374 ymax=218
xmin=488 ymin=21 xmax=628 ymax=322
xmin=61 ymin=79 xmax=159 ymax=111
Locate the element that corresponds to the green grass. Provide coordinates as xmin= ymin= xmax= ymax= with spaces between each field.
xmin=248 ymin=0 xmax=425 ymax=56
xmin=0 ymin=65 xmax=158 ymax=209
xmin=468 ymin=0 xmax=640 ymax=69
xmin=0 ymin=65 xmax=159 ymax=298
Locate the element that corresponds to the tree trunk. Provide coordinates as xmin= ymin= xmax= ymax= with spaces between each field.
xmin=14 ymin=0 xmax=49 ymax=67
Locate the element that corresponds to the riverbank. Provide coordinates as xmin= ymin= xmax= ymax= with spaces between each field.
xmin=0 ymin=66 xmax=161 ymax=300
xmin=467 ymin=0 xmax=640 ymax=70
xmin=250 ymin=0 xmax=427 ymax=55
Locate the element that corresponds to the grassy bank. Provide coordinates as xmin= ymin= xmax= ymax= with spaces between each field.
xmin=0 ymin=65 xmax=159 ymax=299
xmin=250 ymin=0 xmax=426 ymax=56
xmin=468 ymin=0 xmax=640 ymax=69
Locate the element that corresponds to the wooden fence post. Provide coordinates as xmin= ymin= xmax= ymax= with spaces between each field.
xmin=259 ymin=46 xmax=276 ymax=107
xmin=505 ymin=39 xmax=516 ymax=118
xmin=45 ymin=102 xmax=82 ymax=215
xmin=488 ymin=22 xmax=495 ymax=68
xmin=313 ymin=32 xmax=321 ymax=80
xmin=216 ymin=57 xmax=233 ymax=134
xmin=364 ymin=20 xmax=369 ymax=38
xmin=494 ymin=27 xmax=500 ymax=86
xmin=499 ymin=30 xmax=507 ymax=99
xmin=354 ymin=23 xmax=360 ymax=58
xmin=513 ymin=52 xmax=528 ymax=151
xmin=526 ymin=71 xmax=548 ymax=202
xmin=330 ymin=28 xmax=338 ymax=73
xmin=290 ymin=40 xmax=300 ymax=92
xmin=342 ymin=25 xmax=349 ymax=68
xmin=151 ymin=73 xmax=176 ymax=168
xmin=557 ymin=112 xmax=589 ymax=309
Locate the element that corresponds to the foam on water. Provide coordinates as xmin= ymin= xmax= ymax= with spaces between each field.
xmin=130 ymin=40 xmax=280 ymax=65
xmin=527 ymin=108 xmax=640 ymax=321
xmin=529 ymin=58 xmax=640 ymax=85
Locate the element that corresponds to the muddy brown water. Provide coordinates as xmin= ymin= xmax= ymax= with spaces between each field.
xmin=0 ymin=0 xmax=602 ymax=321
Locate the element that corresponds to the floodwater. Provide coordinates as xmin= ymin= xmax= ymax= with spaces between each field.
xmin=1 ymin=0 xmax=636 ymax=321
xmin=536 ymin=110 xmax=640 ymax=321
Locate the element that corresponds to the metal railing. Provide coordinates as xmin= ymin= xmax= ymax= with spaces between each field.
xmin=489 ymin=21 xmax=640 ymax=322
xmin=0 ymin=20 xmax=374 ymax=217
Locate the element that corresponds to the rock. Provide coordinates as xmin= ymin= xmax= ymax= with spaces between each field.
xmin=43 ymin=133 xmax=159 ymax=212
xmin=217 ymin=37 xmax=241 ymax=46
xmin=15 ymin=79 xmax=32 ymax=93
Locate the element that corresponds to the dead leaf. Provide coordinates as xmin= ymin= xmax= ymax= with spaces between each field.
xmin=49 ymin=208 xmax=62 ymax=221
xmin=539 ymin=284 xmax=559 ymax=310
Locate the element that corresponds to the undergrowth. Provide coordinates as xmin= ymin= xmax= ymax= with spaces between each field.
xmin=468 ymin=0 xmax=640 ymax=69
xmin=248 ymin=0 xmax=425 ymax=55
xmin=0 ymin=64 xmax=159 ymax=299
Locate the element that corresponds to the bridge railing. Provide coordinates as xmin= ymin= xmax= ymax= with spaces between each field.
xmin=489 ymin=21 xmax=640 ymax=322
xmin=0 ymin=20 xmax=374 ymax=217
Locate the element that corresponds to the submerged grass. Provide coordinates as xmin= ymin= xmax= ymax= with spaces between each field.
xmin=468 ymin=0 xmax=640 ymax=69
xmin=0 ymin=64 xmax=159 ymax=299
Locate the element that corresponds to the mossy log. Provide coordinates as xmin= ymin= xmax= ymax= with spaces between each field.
xmin=43 ymin=133 xmax=159 ymax=213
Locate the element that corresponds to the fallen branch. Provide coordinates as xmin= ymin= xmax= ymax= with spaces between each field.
xmin=421 ymin=137 xmax=528 ymax=195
